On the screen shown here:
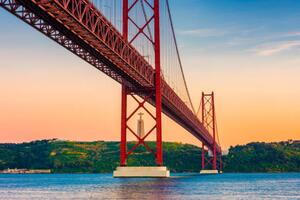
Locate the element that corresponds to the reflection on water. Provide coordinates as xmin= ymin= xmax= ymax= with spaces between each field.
xmin=101 ymin=178 xmax=176 ymax=199
xmin=0 ymin=173 xmax=299 ymax=199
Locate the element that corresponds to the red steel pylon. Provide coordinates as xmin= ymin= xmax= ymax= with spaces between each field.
xmin=120 ymin=0 xmax=163 ymax=166
xmin=200 ymin=92 xmax=222 ymax=171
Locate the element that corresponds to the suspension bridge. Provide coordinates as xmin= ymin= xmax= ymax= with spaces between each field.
xmin=0 ymin=0 xmax=222 ymax=177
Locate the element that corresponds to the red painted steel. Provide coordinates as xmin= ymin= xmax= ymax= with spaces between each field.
xmin=212 ymin=92 xmax=217 ymax=170
xmin=120 ymin=86 xmax=127 ymax=166
xmin=154 ymin=0 xmax=163 ymax=166
xmin=122 ymin=91 xmax=157 ymax=159
xmin=0 ymin=0 xmax=222 ymax=162
xmin=201 ymin=143 xmax=205 ymax=170
xmin=120 ymin=0 xmax=128 ymax=167
xmin=201 ymin=92 xmax=222 ymax=171
xmin=219 ymin=155 xmax=222 ymax=171
xmin=120 ymin=0 xmax=162 ymax=166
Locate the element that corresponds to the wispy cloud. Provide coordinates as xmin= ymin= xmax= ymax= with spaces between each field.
xmin=284 ymin=31 xmax=300 ymax=37
xmin=252 ymin=41 xmax=300 ymax=56
xmin=229 ymin=30 xmax=300 ymax=47
xmin=179 ymin=28 xmax=227 ymax=37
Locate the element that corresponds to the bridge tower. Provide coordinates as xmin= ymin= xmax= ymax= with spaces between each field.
xmin=200 ymin=92 xmax=222 ymax=174
xmin=114 ymin=0 xmax=169 ymax=177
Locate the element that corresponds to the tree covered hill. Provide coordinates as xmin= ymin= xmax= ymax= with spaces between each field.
xmin=0 ymin=140 xmax=203 ymax=173
xmin=223 ymin=140 xmax=300 ymax=172
xmin=0 ymin=139 xmax=299 ymax=173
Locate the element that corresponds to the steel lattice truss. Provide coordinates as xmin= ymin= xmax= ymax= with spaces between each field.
xmin=0 ymin=0 xmax=221 ymax=153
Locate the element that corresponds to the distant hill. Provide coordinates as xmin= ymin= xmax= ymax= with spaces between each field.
xmin=0 ymin=139 xmax=299 ymax=173
xmin=223 ymin=140 xmax=300 ymax=172
xmin=0 ymin=140 xmax=203 ymax=173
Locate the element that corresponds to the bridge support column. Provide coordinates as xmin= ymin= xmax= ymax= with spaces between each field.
xmin=200 ymin=92 xmax=221 ymax=174
xmin=114 ymin=0 xmax=169 ymax=177
xmin=154 ymin=0 xmax=163 ymax=166
xmin=201 ymin=143 xmax=205 ymax=170
xmin=219 ymin=154 xmax=223 ymax=173
xmin=120 ymin=85 xmax=127 ymax=166
xmin=200 ymin=143 xmax=218 ymax=174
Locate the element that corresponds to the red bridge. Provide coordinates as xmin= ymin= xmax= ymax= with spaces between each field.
xmin=0 ymin=0 xmax=222 ymax=175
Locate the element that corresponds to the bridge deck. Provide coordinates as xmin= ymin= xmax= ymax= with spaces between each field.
xmin=0 ymin=0 xmax=221 ymax=153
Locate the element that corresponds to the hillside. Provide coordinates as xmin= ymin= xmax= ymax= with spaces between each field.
xmin=0 ymin=139 xmax=299 ymax=173
xmin=224 ymin=141 xmax=300 ymax=172
xmin=0 ymin=140 xmax=203 ymax=173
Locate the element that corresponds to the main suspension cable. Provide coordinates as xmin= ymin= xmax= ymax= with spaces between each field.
xmin=165 ymin=0 xmax=196 ymax=114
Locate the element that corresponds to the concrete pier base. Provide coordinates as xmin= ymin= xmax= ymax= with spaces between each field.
xmin=113 ymin=166 xmax=170 ymax=178
xmin=200 ymin=169 xmax=219 ymax=174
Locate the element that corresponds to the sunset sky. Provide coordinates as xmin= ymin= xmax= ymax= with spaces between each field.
xmin=0 ymin=0 xmax=300 ymax=149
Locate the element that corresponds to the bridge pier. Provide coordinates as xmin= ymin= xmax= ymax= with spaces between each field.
xmin=114 ymin=167 xmax=170 ymax=178
xmin=200 ymin=170 xmax=219 ymax=174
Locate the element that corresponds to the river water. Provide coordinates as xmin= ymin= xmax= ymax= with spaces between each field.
xmin=0 ymin=173 xmax=299 ymax=199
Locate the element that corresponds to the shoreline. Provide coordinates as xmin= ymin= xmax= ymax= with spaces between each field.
xmin=0 ymin=169 xmax=51 ymax=174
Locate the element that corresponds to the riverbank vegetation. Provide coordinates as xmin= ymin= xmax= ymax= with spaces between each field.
xmin=0 ymin=139 xmax=299 ymax=173
xmin=223 ymin=140 xmax=300 ymax=172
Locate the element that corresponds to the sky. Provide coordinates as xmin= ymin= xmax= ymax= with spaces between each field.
xmin=0 ymin=0 xmax=300 ymax=149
